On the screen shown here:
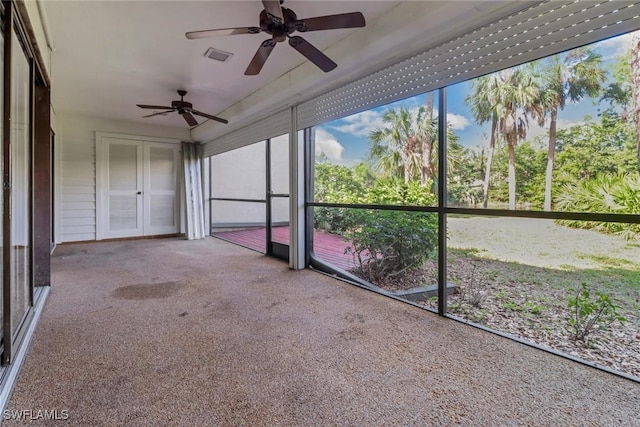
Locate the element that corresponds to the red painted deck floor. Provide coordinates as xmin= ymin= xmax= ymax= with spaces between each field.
xmin=213 ymin=226 xmax=356 ymax=271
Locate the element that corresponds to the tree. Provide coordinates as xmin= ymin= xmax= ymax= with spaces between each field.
xmin=369 ymin=107 xmax=422 ymax=183
xmin=632 ymin=34 xmax=640 ymax=169
xmin=601 ymin=51 xmax=632 ymax=122
xmin=495 ymin=66 xmax=544 ymax=209
xmin=467 ymin=74 xmax=501 ymax=208
xmin=369 ymin=100 xmax=464 ymax=196
xmin=420 ymin=92 xmax=438 ymax=186
xmin=539 ymin=48 xmax=604 ymax=211
xmin=467 ymin=66 xmax=543 ymax=209
xmin=554 ymin=113 xmax=637 ymax=187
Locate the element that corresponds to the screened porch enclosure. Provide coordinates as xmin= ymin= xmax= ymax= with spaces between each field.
xmin=9 ymin=0 xmax=640 ymax=422
xmin=203 ymin=1 xmax=640 ymax=382
xmin=209 ymin=134 xmax=290 ymax=259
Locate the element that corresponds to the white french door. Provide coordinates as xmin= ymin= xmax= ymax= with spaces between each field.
xmin=100 ymin=136 xmax=180 ymax=239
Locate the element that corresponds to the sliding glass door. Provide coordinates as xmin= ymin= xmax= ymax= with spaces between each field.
xmin=10 ymin=25 xmax=31 ymax=338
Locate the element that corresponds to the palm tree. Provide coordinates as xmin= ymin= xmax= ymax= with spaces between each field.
xmin=540 ymin=48 xmax=604 ymax=211
xmin=496 ymin=66 xmax=544 ymax=209
xmin=467 ymin=74 xmax=501 ymax=208
xmin=467 ymin=67 xmax=542 ymax=209
xmin=419 ymin=92 xmax=438 ymax=186
xmin=369 ymin=106 xmax=423 ymax=183
xmin=632 ymin=34 xmax=640 ymax=169
xmin=369 ymin=99 xmax=466 ymax=193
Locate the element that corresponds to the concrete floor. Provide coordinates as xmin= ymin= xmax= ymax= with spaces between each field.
xmin=4 ymin=237 xmax=639 ymax=426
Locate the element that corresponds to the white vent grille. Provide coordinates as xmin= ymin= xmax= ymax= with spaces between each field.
xmin=297 ymin=0 xmax=640 ymax=129
xmin=203 ymin=109 xmax=290 ymax=157
xmin=204 ymin=47 xmax=233 ymax=63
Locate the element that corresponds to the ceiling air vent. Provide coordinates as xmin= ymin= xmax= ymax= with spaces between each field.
xmin=204 ymin=47 xmax=233 ymax=63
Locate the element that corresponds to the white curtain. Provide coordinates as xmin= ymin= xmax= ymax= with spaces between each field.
xmin=182 ymin=142 xmax=206 ymax=240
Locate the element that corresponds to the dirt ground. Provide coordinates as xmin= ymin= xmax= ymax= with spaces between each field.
xmin=355 ymin=217 xmax=640 ymax=379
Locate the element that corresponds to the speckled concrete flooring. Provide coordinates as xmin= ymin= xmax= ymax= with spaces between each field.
xmin=5 ymin=237 xmax=639 ymax=426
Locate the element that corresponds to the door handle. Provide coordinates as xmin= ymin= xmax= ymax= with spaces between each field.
xmin=137 ymin=191 xmax=142 ymax=195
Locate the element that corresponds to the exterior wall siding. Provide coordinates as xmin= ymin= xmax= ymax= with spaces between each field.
xmin=57 ymin=114 xmax=189 ymax=242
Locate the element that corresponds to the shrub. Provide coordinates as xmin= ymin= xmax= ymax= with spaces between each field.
xmin=556 ymin=174 xmax=640 ymax=240
xmin=313 ymin=162 xmax=368 ymax=234
xmin=567 ymin=282 xmax=626 ymax=342
xmin=345 ymin=178 xmax=438 ymax=281
xmin=346 ymin=209 xmax=437 ymax=281
xmin=314 ymin=207 xmax=356 ymax=235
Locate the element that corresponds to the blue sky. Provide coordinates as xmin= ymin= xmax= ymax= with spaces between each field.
xmin=315 ymin=30 xmax=639 ymax=166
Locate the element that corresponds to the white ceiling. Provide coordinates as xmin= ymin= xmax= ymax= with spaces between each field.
xmin=45 ymin=1 xmax=402 ymax=129
xmin=44 ymin=1 xmax=531 ymax=139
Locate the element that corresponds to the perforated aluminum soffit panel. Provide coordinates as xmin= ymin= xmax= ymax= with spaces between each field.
xmin=296 ymin=0 xmax=640 ymax=129
xmin=203 ymin=109 xmax=290 ymax=157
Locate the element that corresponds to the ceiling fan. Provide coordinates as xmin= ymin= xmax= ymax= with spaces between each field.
xmin=185 ymin=0 xmax=366 ymax=75
xmin=136 ymin=90 xmax=228 ymax=127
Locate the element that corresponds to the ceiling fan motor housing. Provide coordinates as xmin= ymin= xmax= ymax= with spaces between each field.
xmin=172 ymin=100 xmax=192 ymax=110
xmin=260 ymin=7 xmax=298 ymax=42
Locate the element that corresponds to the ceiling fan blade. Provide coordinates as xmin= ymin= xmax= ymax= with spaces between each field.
xmin=142 ymin=110 xmax=174 ymax=118
xmin=288 ymin=36 xmax=337 ymax=72
xmin=262 ymin=0 xmax=284 ymax=22
xmin=245 ymin=39 xmax=277 ymax=75
xmin=192 ymin=110 xmax=228 ymax=124
xmin=185 ymin=27 xmax=261 ymax=40
xmin=182 ymin=112 xmax=198 ymax=127
xmin=137 ymin=104 xmax=173 ymax=110
xmin=297 ymin=12 xmax=366 ymax=32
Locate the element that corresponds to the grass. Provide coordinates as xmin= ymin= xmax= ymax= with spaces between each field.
xmin=447 ymin=248 xmax=640 ymax=310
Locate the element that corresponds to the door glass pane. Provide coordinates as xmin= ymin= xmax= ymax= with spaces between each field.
xmin=11 ymin=29 xmax=31 ymax=336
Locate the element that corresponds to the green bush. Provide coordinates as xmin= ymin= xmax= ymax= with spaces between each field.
xmin=345 ymin=178 xmax=438 ymax=281
xmin=313 ymin=162 xmax=368 ymax=234
xmin=567 ymin=282 xmax=626 ymax=342
xmin=314 ymin=207 xmax=356 ymax=235
xmin=313 ymin=164 xmax=439 ymax=281
xmin=346 ymin=209 xmax=437 ymax=281
xmin=555 ymin=174 xmax=640 ymax=240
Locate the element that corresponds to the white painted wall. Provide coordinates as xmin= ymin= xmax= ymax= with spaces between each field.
xmin=56 ymin=113 xmax=189 ymax=242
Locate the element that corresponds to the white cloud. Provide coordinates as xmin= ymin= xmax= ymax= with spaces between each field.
xmin=520 ymin=118 xmax=585 ymax=143
xmin=330 ymin=110 xmax=385 ymax=137
xmin=315 ymin=128 xmax=345 ymax=163
xmin=447 ymin=113 xmax=471 ymax=130
xmin=330 ymin=108 xmax=472 ymax=136
xmin=597 ymin=29 xmax=640 ymax=59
